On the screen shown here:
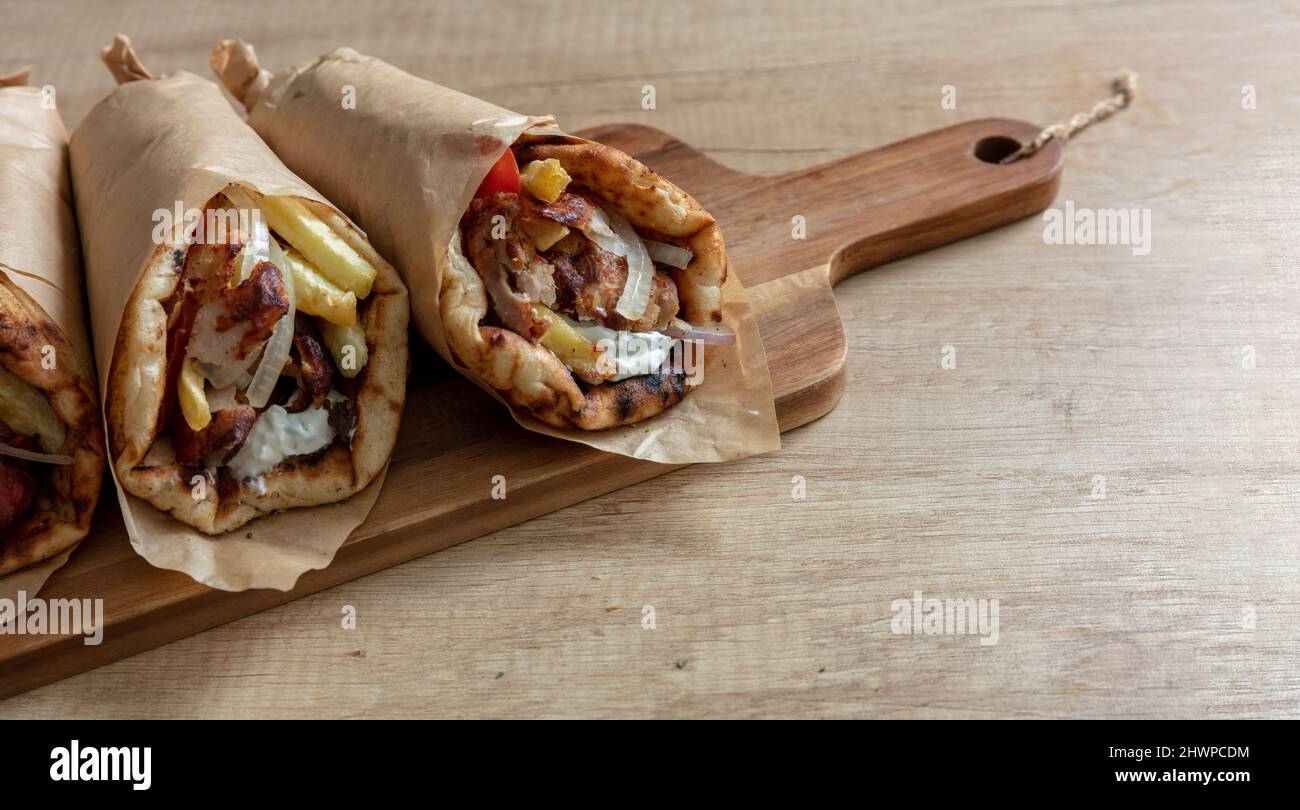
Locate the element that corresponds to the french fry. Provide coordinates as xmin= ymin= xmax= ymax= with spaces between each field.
xmin=321 ymin=321 xmax=369 ymax=378
xmin=178 ymin=357 xmax=212 ymax=431
xmin=521 ymin=218 xmax=570 ymax=252
xmin=259 ymin=195 xmax=377 ymax=299
xmin=283 ymin=249 xmax=357 ymax=326
xmin=520 ymin=158 xmax=571 ymax=203
xmin=530 ymin=304 xmax=610 ymax=382
xmin=0 ymin=365 xmax=66 ymax=453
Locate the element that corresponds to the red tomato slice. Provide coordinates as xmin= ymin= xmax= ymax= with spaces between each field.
xmin=474 ymin=149 xmax=520 ymax=198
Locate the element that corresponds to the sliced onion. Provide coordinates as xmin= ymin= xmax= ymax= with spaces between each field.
xmin=194 ymin=347 xmax=260 ymax=389
xmin=645 ymin=239 xmax=693 ymax=269
xmin=235 ymin=213 xmax=272 ymax=285
xmin=206 ymin=384 xmax=240 ymax=412
xmin=663 ymin=320 xmax=737 ymax=345
xmin=222 ymin=185 xmax=273 ymax=285
xmin=606 ymin=209 xmax=654 ymax=322
xmin=0 ymin=443 xmax=73 ymax=465
xmin=243 ymin=231 xmax=297 ymax=409
xmin=581 ymin=206 xmax=629 ymax=257
xmin=244 ymin=307 xmax=291 ymax=408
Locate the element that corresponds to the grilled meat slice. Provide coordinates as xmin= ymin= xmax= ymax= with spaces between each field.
xmin=523 ymin=190 xmax=599 ymax=232
xmin=290 ymin=312 xmax=337 ymax=410
xmin=524 ymin=190 xmax=679 ymax=331
xmin=547 ymin=237 xmax=678 ymax=332
xmin=0 ymin=423 xmax=40 ymax=531
xmin=216 ymin=261 xmax=290 ymax=352
xmin=172 ymin=405 xmax=257 ymax=466
xmin=327 ymin=394 xmax=356 ymax=443
xmin=462 ymin=190 xmax=682 ymax=338
xmin=462 ymin=193 xmax=556 ymax=340
xmin=160 ymin=232 xmax=246 ymax=433
xmin=0 ymin=457 xmax=36 ymax=532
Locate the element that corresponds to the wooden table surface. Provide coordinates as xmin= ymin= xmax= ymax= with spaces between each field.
xmin=1 ymin=0 xmax=1296 ymax=719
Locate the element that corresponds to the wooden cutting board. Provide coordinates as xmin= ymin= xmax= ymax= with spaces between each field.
xmin=0 ymin=118 xmax=1062 ymax=700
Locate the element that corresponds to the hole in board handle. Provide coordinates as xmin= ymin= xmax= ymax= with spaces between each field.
xmin=973 ymin=136 xmax=1022 ymax=164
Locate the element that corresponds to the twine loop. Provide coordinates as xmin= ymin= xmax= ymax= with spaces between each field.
xmin=1000 ymin=70 xmax=1137 ymax=164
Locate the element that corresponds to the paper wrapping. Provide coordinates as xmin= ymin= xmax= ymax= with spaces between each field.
xmin=0 ymin=548 xmax=74 ymax=605
xmin=223 ymin=46 xmax=779 ymax=463
xmin=69 ymin=70 xmax=389 ymax=592
xmin=0 ymin=82 xmax=97 ymax=600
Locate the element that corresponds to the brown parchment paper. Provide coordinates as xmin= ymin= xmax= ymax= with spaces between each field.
xmin=0 ymin=548 xmax=74 ymax=605
xmin=69 ymin=69 xmax=389 ymax=592
xmin=0 ymin=80 xmax=98 ymax=600
xmin=216 ymin=45 xmax=779 ymax=464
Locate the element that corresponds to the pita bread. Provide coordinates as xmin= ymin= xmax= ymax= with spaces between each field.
xmin=442 ymin=134 xmax=728 ymax=430
xmin=0 ymin=270 xmax=104 ymax=576
xmin=106 ymin=191 xmax=408 ymax=535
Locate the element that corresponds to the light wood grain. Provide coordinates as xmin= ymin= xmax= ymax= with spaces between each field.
xmin=1 ymin=0 xmax=1298 ymax=718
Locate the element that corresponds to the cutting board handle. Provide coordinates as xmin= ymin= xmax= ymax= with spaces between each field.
xmin=782 ymin=117 xmax=1065 ymax=286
